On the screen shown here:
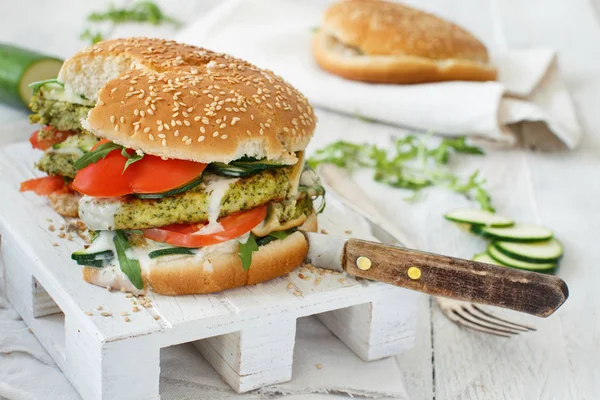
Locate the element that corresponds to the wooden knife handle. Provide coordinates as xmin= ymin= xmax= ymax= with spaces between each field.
xmin=344 ymin=239 xmax=568 ymax=317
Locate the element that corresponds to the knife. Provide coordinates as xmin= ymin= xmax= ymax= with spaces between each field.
xmin=303 ymin=232 xmax=569 ymax=317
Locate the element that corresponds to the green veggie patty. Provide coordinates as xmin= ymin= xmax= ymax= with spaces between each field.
xmin=29 ymin=96 xmax=92 ymax=132
xmin=80 ymin=168 xmax=293 ymax=230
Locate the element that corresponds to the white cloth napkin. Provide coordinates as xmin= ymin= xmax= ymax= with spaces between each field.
xmin=176 ymin=0 xmax=581 ymax=149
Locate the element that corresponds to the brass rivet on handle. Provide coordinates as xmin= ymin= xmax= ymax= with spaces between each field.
xmin=407 ymin=266 xmax=422 ymax=280
xmin=356 ymin=256 xmax=372 ymax=271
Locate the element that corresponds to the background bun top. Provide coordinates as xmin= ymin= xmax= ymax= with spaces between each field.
xmin=322 ymin=0 xmax=490 ymax=63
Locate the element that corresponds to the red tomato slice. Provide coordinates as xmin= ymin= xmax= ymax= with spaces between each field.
xmin=72 ymin=141 xmax=207 ymax=197
xmin=143 ymin=205 xmax=268 ymax=248
xmin=20 ymin=176 xmax=66 ymax=196
xmin=29 ymin=127 xmax=73 ymax=150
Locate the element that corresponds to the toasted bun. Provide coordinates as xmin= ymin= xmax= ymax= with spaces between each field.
xmin=82 ymin=212 xmax=318 ymax=295
xmin=314 ymin=0 xmax=496 ymax=83
xmin=48 ymin=191 xmax=80 ymax=218
xmin=59 ymin=38 xmax=316 ymax=164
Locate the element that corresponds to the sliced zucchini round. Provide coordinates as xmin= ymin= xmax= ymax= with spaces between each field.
xmin=472 ymin=252 xmax=507 ymax=266
xmin=135 ymin=175 xmax=203 ymax=199
xmin=487 ymin=244 xmax=556 ymax=273
xmin=148 ymin=247 xmax=194 ymax=259
xmin=493 ymin=239 xmax=563 ymax=263
xmin=0 ymin=44 xmax=62 ymax=107
xmin=445 ymin=208 xmax=513 ymax=227
xmin=473 ymin=223 xmax=553 ymax=242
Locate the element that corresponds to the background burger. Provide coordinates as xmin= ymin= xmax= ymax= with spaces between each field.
xmin=29 ymin=37 xmax=325 ymax=295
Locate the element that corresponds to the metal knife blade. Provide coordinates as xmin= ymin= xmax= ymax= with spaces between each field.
xmin=302 ymin=232 xmax=569 ymax=317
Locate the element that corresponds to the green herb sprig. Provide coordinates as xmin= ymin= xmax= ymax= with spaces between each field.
xmin=113 ymin=231 xmax=144 ymax=290
xmin=121 ymin=148 xmax=145 ymax=173
xmin=88 ymin=1 xmax=182 ymax=27
xmin=80 ymin=29 xmax=104 ymax=45
xmin=238 ymin=234 xmax=259 ymax=271
xmin=308 ymin=135 xmax=494 ymax=211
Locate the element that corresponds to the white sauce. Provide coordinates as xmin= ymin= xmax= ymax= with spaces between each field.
xmin=300 ymin=168 xmax=319 ymax=187
xmin=48 ymin=147 xmax=84 ymax=156
xmin=195 ymin=175 xmax=238 ymax=235
xmin=79 ymin=196 xmax=121 ymax=230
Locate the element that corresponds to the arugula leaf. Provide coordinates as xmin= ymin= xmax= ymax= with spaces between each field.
xmin=88 ymin=1 xmax=181 ymax=27
xmin=121 ymin=148 xmax=144 ymax=173
xmin=113 ymin=231 xmax=144 ymax=290
xmin=308 ymin=135 xmax=493 ymax=210
xmin=80 ymin=29 xmax=104 ymax=44
xmin=238 ymin=234 xmax=259 ymax=271
xmin=74 ymin=142 xmax=122 ymax=170
xmin=29 ymin=78 xmax=61 ymax=94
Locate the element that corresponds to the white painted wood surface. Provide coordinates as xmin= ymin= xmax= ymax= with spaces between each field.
xmin=0 ymin=142 xmax=420 ymax=399
xmin=1 ymin=0 xmax=600 ymax=399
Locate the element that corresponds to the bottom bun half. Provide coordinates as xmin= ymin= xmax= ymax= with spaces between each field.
xmin=312 ymin=30 xmax=497 ymax=84
xmin=83 ymin=212 xmax=318 ymax=295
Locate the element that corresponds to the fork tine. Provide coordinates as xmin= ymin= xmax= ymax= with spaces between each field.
xmin=451 ymin=309 xmax=521 ymax=336
xmin=462 ymin=306 xmax=530 ymax=332
xmin=471 ymin=304 xmax=536 ymax=331
xmin=451 ymin=319 xmax=514 ymax=338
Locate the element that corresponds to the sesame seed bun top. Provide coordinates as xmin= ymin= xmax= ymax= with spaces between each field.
xmin=59 ymin=38 xmax=316 ymax=164
xmin=322 ymin=0 xmax=490 ymax=64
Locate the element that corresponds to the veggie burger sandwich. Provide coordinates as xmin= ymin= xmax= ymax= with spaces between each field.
xmin=21 ymin=38 xmax=325 ymax=295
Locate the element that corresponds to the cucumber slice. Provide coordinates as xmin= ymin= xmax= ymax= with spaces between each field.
xmin=71 ymin=249 xmax=114 ymax=262
xmin=0 ymin=43 xmax=62 ymax=107
xmin=134 ymin=175 xmax=204 ymax=199
xmin=444 ymin=208 xmax=513 ymax=227
xmin=472 ymin=252 xmax=507 ymax=266
xmin=487 ymin=244 xmax=556 ymax=273
xmin=210 ymin=162 xmax=255 ymax=177
xmin=493 ymin=239 xmax=563 ymax=263
xmin=148 ymin=247 xmax=194 ymax=259
xmin=473 ymin=223 xmax=553 ymax=242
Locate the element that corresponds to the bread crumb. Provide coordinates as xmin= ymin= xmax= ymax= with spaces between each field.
xmin=298 ymin=273 xmax=305 ymax=279
xmin=96 ymin=305 xmax=103 ymax=311
xmin=126 ymin=294 xmax=134 ymax=298
xmin=132 ymin=306 xmax=140 ymax=313
xmin=344 ymin=230 xmax=352 ymax=234
xmin=287 ymin=282 xmax=294 ymax=289
xmin=316 ymin=364 xmax=323 ymax=369
xmin=293 ymin=290 xmax=302 ymax=296
xmin=101 ymin=312 xmax=112 ymax=317
xmin=315 ymin=277 xmax=322 ymax=286
xmin=120 ymin=311 xmax=129 ymax=316
xmin=52 ymin=243 xmax=59 ymax=247
xmin=154 ymin=315 xmax=161 ymax=320
xmin=48 ymin=225 xmax=55 ymax=232
xmin=338 ymin=278 xmax=346 ymax=283
xmin=106 ymin=286 xmax=112 ymax=292
xmin=124 ymin=317 xmax=131 ymax=322
xmin=320 ymin=229 xmax=328 ymax=234
xmin=58 ymin=232 xmax=66 ymax=239
xmin=84 ymin=311 xmax=93 ymax=316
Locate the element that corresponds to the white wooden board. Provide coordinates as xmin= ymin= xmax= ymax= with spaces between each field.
xmin=0 ymin=142 xmax=419 ymax=400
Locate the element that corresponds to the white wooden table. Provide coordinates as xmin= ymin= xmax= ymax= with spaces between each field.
xmin=1 ymin=1 xmax=599 ymax=399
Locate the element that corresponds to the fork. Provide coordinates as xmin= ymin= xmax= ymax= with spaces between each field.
xmin=317 ymin=164 xmax=536 ymax=337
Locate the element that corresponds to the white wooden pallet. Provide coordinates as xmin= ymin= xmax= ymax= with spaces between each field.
xmin=0 ymin=142 xmax=419 ymax=400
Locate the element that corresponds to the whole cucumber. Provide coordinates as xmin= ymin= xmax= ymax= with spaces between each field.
xmin=0 ymin=43 xmax=62 ymax=108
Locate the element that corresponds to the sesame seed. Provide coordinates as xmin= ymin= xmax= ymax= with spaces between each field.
xmin=120 ymin=116 xmax=125 ymax=124
xmin=246 ymin=130 xmax=252 ymax=135
xmin=140 ymin=110 xmax=146 ymax=117
xmin=149 ymin=134 xmax=155 ymax=140
xmin=251 ymin=114 xmax=255 ymax=120
xmin=173 ymin=112 xmax=179 ymax=118
xmin=213 ymin=131 xmax=219 ymax=137
xmin=114 ymin=125 xmax=120 ymax=132
xmin=110 ymin=116 xmax=116 ymax=123
xmin=198 ymin=136 xmax=205 ymax=142
xmin=260 ymin=128 xmax=264 ymax=135
xmin=184 ymin=120 xmax=190 ymax=126
xmin=134 ymin=109 xmax=139 ymax=116
xmin=219 ymin=123 xmax=226 ymax=129
xmin=164 ymin=123 xmax=170 ymax=130
xmin=231 ymin=117 xmax=240 ymax=125
xmin=185 ymin=139 xmax=192 ymax=145
xmin=158 ymin=133 xmax=166 ymax=139
xmin=111 ymin=87 xmax=118 ymax=94
xmin=221 ymin=135 xmax=228 ymax=139
xmin=162 ymin=139 xmax=167 ymax=146
xmin=144 ymin=127 xmax=151 ymax=133
xmin=134 ymin=125 xmax=140 ymax=132
xmin=194 ymin=116 xmax=201 ymax=121
xmin=158 ymin=125 xmax=163 ymax=132
xmin=147 ymin=109 xmax=154 ymax=115
xmin=182 ymin=136 xmax=189 ymax=142
xmin=174 ymin=129 xmax=180 ymax=137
